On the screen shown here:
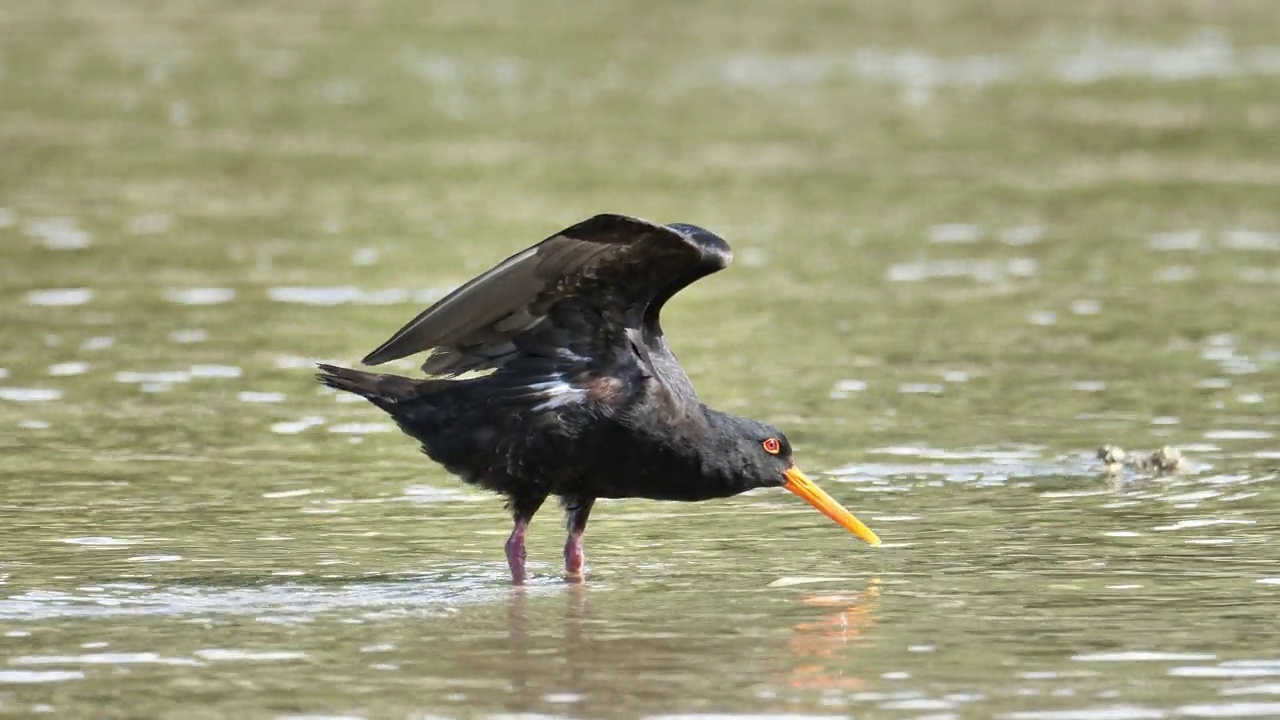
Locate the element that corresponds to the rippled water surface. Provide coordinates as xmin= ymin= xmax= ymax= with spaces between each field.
xmin=3 ymin=1 xmax=1280 ymax=717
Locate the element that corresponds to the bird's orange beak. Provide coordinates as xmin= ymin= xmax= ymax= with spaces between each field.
xmin=783 ymin=466 xmax=881 ymax=546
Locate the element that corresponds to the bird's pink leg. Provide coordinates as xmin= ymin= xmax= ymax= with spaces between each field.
xmin=563 ymin=531 xmax=585 ymax=581
xmin=505 ymin=519 xmax=530 ymax=585
xmin=563 ymin=498 xmax=594 ymax=582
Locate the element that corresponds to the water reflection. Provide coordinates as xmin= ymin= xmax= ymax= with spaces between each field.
xmin=482 ymin=579 xmax=884 ymax=713
xmin=786 ymin=581 xmax=880 ymax=692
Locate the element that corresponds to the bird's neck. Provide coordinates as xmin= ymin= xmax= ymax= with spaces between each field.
xmin=683 ymin=406 xmax=760 ymax=498
xmin=589 ymin=404 xmax=751 ymax=502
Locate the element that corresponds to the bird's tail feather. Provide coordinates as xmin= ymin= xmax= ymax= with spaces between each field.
xmin=315 ymin=363 xmax=429 ymax=410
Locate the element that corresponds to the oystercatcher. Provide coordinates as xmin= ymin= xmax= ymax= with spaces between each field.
xmin=317 ymin=214 xmax=880 ymax=583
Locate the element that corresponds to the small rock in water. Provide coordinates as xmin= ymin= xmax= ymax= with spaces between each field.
xmin=1097 ymin=444 xmax=1127 ymax=474
xmin=1096 ymin=444 xmax=1184 ymax=475
xmin=1144 ymin=446 xmax=1184 ymax=473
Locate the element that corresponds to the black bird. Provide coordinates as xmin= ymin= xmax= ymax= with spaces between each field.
xmin=317 ymin=214 xmax=880 ymax=583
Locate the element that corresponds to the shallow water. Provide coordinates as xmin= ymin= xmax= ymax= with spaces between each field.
xmin=3 ymin=1 xmax=1280 ymax=717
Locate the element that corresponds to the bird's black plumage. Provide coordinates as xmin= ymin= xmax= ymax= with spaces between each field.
xmin=317 ymin=213 xmax=879 ymax=583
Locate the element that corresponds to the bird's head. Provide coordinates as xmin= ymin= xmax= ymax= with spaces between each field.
xmin=714 ymin=415 xmax=881 ymax=547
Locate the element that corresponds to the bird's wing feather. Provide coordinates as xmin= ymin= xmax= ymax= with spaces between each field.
xmin=361 ymin=214 xmax=732 ymax=383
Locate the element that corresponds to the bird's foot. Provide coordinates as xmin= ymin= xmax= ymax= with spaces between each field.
xmin=563 ymin=532 xmax=585 ymax=583
xmin=506 ymin=521 xmax=530 ymax=585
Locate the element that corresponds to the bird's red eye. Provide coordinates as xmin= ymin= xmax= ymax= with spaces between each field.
xmin=762 ymin=437 xmax=781 ymax=454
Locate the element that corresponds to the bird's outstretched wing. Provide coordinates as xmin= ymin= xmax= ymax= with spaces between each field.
xmin=361 ymin=214 xmax=732 ymax=379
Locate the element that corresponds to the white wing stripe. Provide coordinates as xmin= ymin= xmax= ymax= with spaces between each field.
xmin=526 ymin=379 xmax=589 ymax=411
